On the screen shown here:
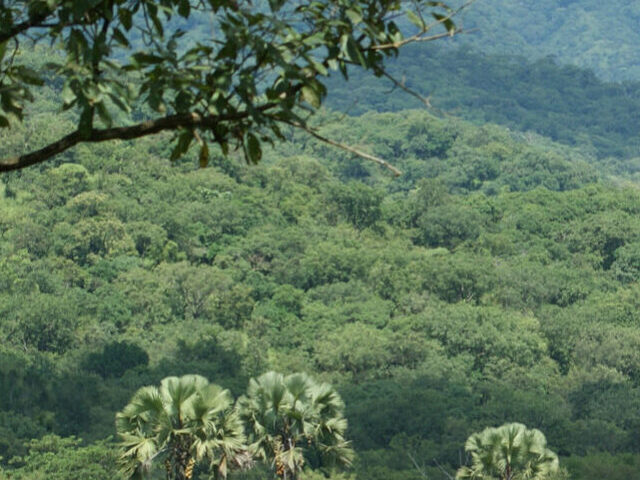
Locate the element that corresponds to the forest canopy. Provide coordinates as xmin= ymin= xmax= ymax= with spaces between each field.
xmin=1 ymin=105 xmax=640 ymax=479
xmin=4 ymin=1 xmax=640 ymax=479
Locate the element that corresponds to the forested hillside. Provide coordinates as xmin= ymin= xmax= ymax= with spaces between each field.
xmin=2 ymin=103 xmax=640 ymax=478
xmin=451 ymin=0 xmax=640 ymax=82
xmin=325 ymin=44 xmax=640 ymax=162
xmin=4 ymin=1 xmax=640 ymax=479
xmin=104 ymin=0 xmax=640 ymax=82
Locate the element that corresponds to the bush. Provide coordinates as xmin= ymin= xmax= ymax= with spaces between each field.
xmin=84 ymin=341 xmax=149 ymax=378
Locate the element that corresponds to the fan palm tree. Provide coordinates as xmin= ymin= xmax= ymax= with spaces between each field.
xmin=456 ymin=423 xmax=559 ymax=480
xmin=116 ymin=375 xmax=246 ymax=480
xmin=238 ymin=371 xmax=354 ymax=480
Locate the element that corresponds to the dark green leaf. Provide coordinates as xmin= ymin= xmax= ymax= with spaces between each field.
xmin=78 ymin=107 xmax=94 ymax=138
xmin=107 ymin=92 xmax=131 ymax=113
xmin=112 ymin=28 xmax=130 ymax=47
xmin=118 ymin=8 xmax=133 ymax=30
xmin=17 ymin=66 xmax=44 ymax=86
xmin=244 ymin=132 xmax=262 ymax=164
xmin=96 ymin=102 xmax=112 ymax=127
xmin=131 ymin=53 xmax=165 ymax=65
xmin=170 ymin=129 xmax=193 ymax=161
xmin=341 ymin=35 xmax=367 ymax=67
xmin=178 ymin=0 xmax=190 ymax=18
xmin=432 ymin=13 xmax=455 ymax=33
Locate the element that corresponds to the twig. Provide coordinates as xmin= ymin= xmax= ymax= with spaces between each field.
xmin=0 ymin=38 xmax=20 ymax=86
xmin=281 ymin=119 xmax=402 ymax=177
xmin=371 ymin=0 xmax=477 ymax=51
xmin=379 ymin=69 xmax=432 ymax=108
xmin=408 ymin=452 xmax=430 ymax=480
xmin=433 ymin=458 xmax=455 ymax=480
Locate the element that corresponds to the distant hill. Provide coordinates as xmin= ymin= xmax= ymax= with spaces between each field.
xmin=451 ymin=0 xmax=640 ymax=82
xmin=170 ymin=0 xmax=640 ymax=82
xmin=325 ymin=44 xmax=640 ymax=162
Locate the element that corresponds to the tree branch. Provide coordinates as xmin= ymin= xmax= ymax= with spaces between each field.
xmin=0 ymin=96 xmax=405 ymax=176
xmin=379 ymin=69 xmax=432 ymax=109
xmin=371 ymin=27 xmax=469 ymax=51
xmin=0 ymin=0 xmax=115 ymax=44
xmin=407 ymin=452 xmax=430 ymax=480
xmin=0 ymin=110 xmax=265 ymax=172
xmin=370 ymin=0 xmax=476 ymax=51
xmin=281 ymin=119 xmax=403 ymax=177
xmin=433 ymin=458 xmax=455 ymax=480
xmin=0 ymin=11 xmax=54 ymax=44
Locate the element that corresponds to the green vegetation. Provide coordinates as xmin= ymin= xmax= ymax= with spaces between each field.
xmin=1 ymin=99 xmax=640 ymax=478
xmin=5 ymin=2 xmax=640 ymax=479
xmin=0 ymin=0 xmax=459 ymax=171
xmin=453 ymin=0 xmax=640 ymax=82
xmin=325 ymin=44 xmax=640 ymax=161
xmin=114 ymin=371 xmax=353 ymax=480
xmin=239 ymin=372 xmax=353 ymax=480
xmin=457 ymin=423 xmax=560 ymax=480
xmin=116 ymin=374 xmax=245 ymax=479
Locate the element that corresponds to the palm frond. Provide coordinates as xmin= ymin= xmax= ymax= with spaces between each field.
xmin=457 ymin=423 xmax=559 ymax=480
xmin=117 ymin=374 xmax=248 ymax=479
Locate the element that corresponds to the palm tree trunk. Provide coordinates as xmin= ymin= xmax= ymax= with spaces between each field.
xmin=171 ymin=437 xmax=193 ymax=480
xmin=504 ymin=463 xmax=512 ymax=480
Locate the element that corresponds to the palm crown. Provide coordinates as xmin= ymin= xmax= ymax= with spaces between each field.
xmin=116 ymin=375 xmax=246 ymax=480
xmin=456 ymin=423 xmax=559 ymax=480
xmin=238 ymin=371 xmax=354 ymax=480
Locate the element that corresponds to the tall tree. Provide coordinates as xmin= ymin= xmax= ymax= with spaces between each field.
xmin=0 ymin=0 xmax=465 ymax=173
xmin=238 ymin=371 xmax=353 ymax=480
xmin=456 ymin=423 xmax=560 ymax=480
xmin=115 ymin=375 xmax=246 ymax=480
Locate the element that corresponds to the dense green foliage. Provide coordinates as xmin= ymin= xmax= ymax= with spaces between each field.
xmin=5 ymin=4 xmax=640 ymax=477
xmin=238 ymin=371 xmax=353 ymax=479
xmin=2 ymin=96 xmax=640 ymax=479
xmin=113 ymin=371 xmax=351 ymax=480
